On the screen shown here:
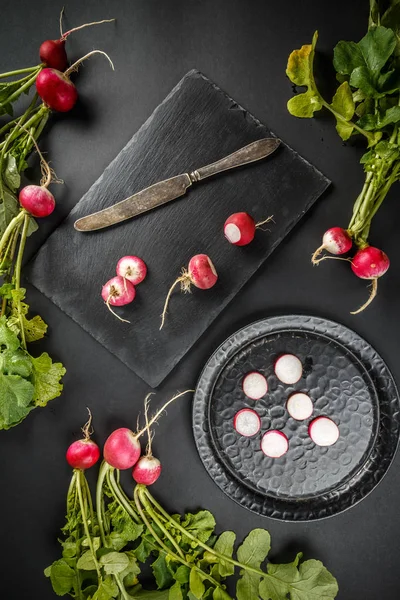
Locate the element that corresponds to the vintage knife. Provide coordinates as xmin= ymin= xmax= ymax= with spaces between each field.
xmin=74 ymin=137 xmax=280 ymax=232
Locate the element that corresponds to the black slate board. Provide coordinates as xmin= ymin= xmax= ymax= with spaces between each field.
xmin=27 ymin=70 xmax=330 ymax=388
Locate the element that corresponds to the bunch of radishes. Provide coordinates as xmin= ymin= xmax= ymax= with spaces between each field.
xmin=312 ymin=227 xmax=389 ymax=314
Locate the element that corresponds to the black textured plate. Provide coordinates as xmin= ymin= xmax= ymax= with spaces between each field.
xmin=192 ymin=315 xmax=400 ymax=520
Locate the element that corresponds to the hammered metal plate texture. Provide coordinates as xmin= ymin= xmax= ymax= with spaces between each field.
xmin=192 ymin=315 xmax=400 ymax=520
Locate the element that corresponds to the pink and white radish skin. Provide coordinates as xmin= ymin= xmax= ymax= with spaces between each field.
xmin=132 ymin=455 xmax=162 ymax=485
xmin=309 ymin=417 xmax=339 ymax=447
xmin=116 ymin=255 xmax=147 ymax=285
xmin=287 ymin=393 xmax=313 ymax=420
xmin=274 ymin=354 xmax=303 ymax=385
xmin=350 ymin=246 xmax=390 ymax=314
xmin=101 ymin=276 xmax=135 ymax=322
xmin=224 ymin=212 xmax=273 ymax=246
xmin=261 ymin=430 xmax=289 ymax=458
xmin=160 ymin=254 xmax=218 ymax=329
xmin=233 ymin=408 xmax=261 ymax=437
xmin=312 ymin=227 xmax=352 ymax=264
xmin=242 ymin=372 xmax=268 ymax=400
xmin=66 ymin=409 xmax=100 ymax=470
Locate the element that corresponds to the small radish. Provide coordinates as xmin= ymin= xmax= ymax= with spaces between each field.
xmin=132 ymin=397 xmax=162 ymax=485
xmin=286 ymin=392 xmax=313 ymax=420
xmin=160 ymin=254 xmax=218 ymax=329
xmin=101 ymin=275 xmax=135 ymax=322
xmin=350 ymin=246 xmax=390 ymax=314
xmin=312 ymin=227 xmax=352 ymax=264
xmin=36 ymin=50 xmax=114 ymax=112
xmin=233 ymin=408 xmax=261 ymax=437
xmin=242 ymin=372 xmax=268 ymax=400
xmin=309 ymin=417 xmax=339 ymax=447
xmin=104 ymin=390 xmax=192 ymax=470
xmin=261 ymin=430 xmax=289 ymax=458
xmin=274 ymin=354 xmax=303 ymax=385
xmin=66 ymin=409 xmax=100 ymax=470
xmin=116 ymin=255 xmax=147 ymax=285
xmin=224 ymin=212 xmax=274 ymax=246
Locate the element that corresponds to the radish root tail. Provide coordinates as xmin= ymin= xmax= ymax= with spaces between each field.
xmin=82 ymin=407 xmax=94 ymax=440
xmin=59 ymin=6 xmax=65 ymax=38
xmin=105 ymin=295 xmax=130 ymax=323
xmin=143 ymin=394 xmax=155 ymax=456
xmin=160 ymin=270 xmax=192 ymax=330
xmin=255 ymin=215 xmax=274 ymax=230
xmin=136 ymin=390 xmax=195 ymax=438
xmin=61 ymin=18 xmax=116 ymax=41
xmin=311 ymin=244 xmax=326 ymax=265
xmin=64 ymin=50 xmax=114 ymax=77
xmin=351 ymin=278 xmax=378 ymax=315
xmin=312 ymin=250 xmax=351 ymax=266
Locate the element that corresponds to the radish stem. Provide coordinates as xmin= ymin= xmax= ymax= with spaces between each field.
xmin=76 ymin=469 xmax=102 ymax=580
xmin=96 ymin=461 xmax=110 ymax=546
xmin=14 ymin=213 xmax=30 ymax=349
xmin=0 ymin=66 xmax=41 ymax=79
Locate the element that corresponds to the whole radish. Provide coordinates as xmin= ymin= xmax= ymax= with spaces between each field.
xmin=312 ymin=227 xmax=352 ymax=264
xmin=36 ymin=50 xmax=114 ymax=112
xmin=101 ymin=275 xmax=135 ymax=322
xmin=160 ymin=254 xmax=218 ymax=329
xmin=350 ymin=246 xmax=390 ymax=314
xmin=224 ymin=212 xmax=273 ymax=246
xmin=66 ymin=409 xmax=100 ymax=470
xmin=116 ymin=255 xmax=147 ymax=285
xmin=132 ymin=396 xmax=162 ymax=485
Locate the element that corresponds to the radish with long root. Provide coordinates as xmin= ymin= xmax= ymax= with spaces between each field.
xmin=160 ymin=254 xmax=218 ymax=329
xmin=36 ymin=50 xmax=114 ymax=112
xmin=274 ymin=354 xmax=303 ymax=385
xmin=242 ymin=371 xmax=268 ymax=400
xmin=39 ymin=9 xmax=115 ymax=71
xmin=233 ymin=408 xmax=261 ymax=437
xmin=66 ymin=409 xmax=100 ymax=470
xmin=287 ymin=392 xmax=313 ymax=421
xmin=101 ymin=275 xmax=135 ymax=323
xmin=116 ymin=255 xmax=147 ymax=285
xmin=350 ymin=246 xmax=390 ymax=314
xmin=132 ymin=396 xmax=162 ymax=485
xmin=309 ymin=416 xmax=339 ymax=447
xmin=312 ymin=227 xmax=353 ymax=265
xmin=224 ymin=212 xmax=274 ymax=246
xmin=261 ymin=430 xmax=289 ymax=458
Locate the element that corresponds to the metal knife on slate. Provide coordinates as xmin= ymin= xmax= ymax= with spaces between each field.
xmin=74 ymin=137 xmax=280 ymax=232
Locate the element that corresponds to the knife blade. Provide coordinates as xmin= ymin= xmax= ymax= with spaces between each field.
xmin=74 ymin=137 xmax=280 ymax=232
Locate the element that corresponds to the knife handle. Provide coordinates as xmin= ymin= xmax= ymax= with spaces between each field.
xmin=190 ymin=138 xmax=279 ymax=182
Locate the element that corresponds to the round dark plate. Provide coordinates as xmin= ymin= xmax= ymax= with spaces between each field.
xmin=192 ymin=315 xmax=400 ymax=521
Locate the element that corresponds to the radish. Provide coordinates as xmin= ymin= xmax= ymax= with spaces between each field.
xmin=274 ymin=354 xmax=303 ymax=385
xmin=261 ymin=430 xmax=289 ymax=458
xmin=286 ymin=392 xmax=313 ymax=420
xmin=312 ymin=227 xmax=352 ymax=264
xmin=101 ymin=275 xmax=135 ymax=323
xmin=242 ymin=371 xmax=268 ymax=400
xmin=132 ymin=397 xmax=162 ymax=485
xmin=233 ymin=408 xmax=261 ymax=437
xmin=350 ymin=246 xmax=390 ymax=314
xmin=160 ymin=254 xmax=218 ymax=329
xmin=39 ymin=12 xmax=115 ymax=71
xmin=66 ymin=409 xmax=100 ymax=470
xmin=104 ymin=390 xmax=192 ymax=470
xmin=116 ymin=255 xmax=147 ymax=285
xmin=223 ymin=212 xmax=274 ymax=246
xmin=36 ymin=50 xmax=114 ymax=112
xmin=309 ymin=417 xmax=339 ymax=447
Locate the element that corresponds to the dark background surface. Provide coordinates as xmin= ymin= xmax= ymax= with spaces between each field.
xmin=0 ymin=1 xmax=399 ymax=598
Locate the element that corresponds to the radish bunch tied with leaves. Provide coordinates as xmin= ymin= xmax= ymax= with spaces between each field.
xmin=287 ymin=0 xmax=399 ymax=313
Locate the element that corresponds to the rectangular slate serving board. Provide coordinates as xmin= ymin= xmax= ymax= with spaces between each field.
xmin=27 ymin=69 xmax=330 ymax=388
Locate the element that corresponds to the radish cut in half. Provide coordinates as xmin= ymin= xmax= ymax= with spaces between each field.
xmin=242 ymin=371 xmax=268 ymax=400
xmin=309 ymin=417 xmax=339 ymax=447
xmin=233 ymin=409 xmax=261 ymax=437
xmin=261 ymin=430 xmax=288 ymax=458
xmin=287 ymin=393 xmax=313 ymax=421
xmin=274 ymin=354 xmax=303 ymax=384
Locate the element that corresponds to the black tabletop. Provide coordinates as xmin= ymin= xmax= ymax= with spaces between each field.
xmin=0 ymin=1 xmax=399 ymax=599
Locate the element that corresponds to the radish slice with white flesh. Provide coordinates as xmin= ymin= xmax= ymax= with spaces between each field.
xmin=286 ymin=393 xmax=313 ymax=421
xmin=261 ymin=430 xmax=288 ymax=458
xmin=309 ymin=417 xmax=339 ymax=447
xmin=233 ymin=409 xmax=261 ymax=437
xmin=242 ymin=372 xmax=268 ymax=400
xmin=274 ymin=354 xmax=303 ymax=384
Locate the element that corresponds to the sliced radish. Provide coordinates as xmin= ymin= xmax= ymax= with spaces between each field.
xmin=286 ymin=392 xmax=313 ymax=421
xmin=233 ymin=409 xmax=261 ymax=437
xmin=261 ymin=430 xmax=288 ymax=458
xmin=242 ymin=371 xmax=268 ymax=400
xmin=309 ymin=417 xmax=339 ymax=447
xmin=274 ymin=354 xmax=303 ymax=385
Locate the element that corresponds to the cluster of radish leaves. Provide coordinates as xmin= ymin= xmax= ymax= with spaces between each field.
xmin=286 ymin=0 xmax=400 ymax=310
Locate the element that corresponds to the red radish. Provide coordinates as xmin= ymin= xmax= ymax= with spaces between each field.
xmin=101 ymin=276 xmax=135 ymax=322
xmin=223 ymin=212 xmax=274 ymax=246
xmin=274 ymin=354 xmax=303 ymax=385
xmin=309 ymin=417 xmax=339 ymax=447
xmin=19 ymin=185 xmax=55 ymax=217
xmin=350 ymin=246 xmax=390 ymax=314
xmin=36 ymin=50 xmax=114 ymax=112
xmin=133 ymin=456 xmax=162 ymax=485
xmin=233 ymin=408 xmax=261 ymax=437
xmin=66 ymin=409 xmax=100 ymax=470
xmin=116 ymin=255 xmax=147 ymax=285
xmin=312 ymin=227 xmax=352 ymax=264
xmin=160 ymin=254 xmax=218 ymax=329
xmin=286 ymin=392 xmax=313 ymax=420
xmin=261 ymin=430 xmax=289 ymax=458
xmin=242 ymin=372 xmax=268 ymax=400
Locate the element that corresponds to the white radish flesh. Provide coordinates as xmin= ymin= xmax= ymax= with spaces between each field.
xmin=242 ymin=372 xmax=268 ymax=400
xmin=261 ymin=430 xmax=288 ymax=458
xmin=286 ymin=393 xmax=313 ymax=420
xmin=274 ymin=354 xmax=303 ymax=385
xmin=309 ymin=417 xmax=339 ymax=447
xmin=233 ymin=409 xmax=261 ymax=437
xmin=116 ymin=255 xmax=147 ymax=285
